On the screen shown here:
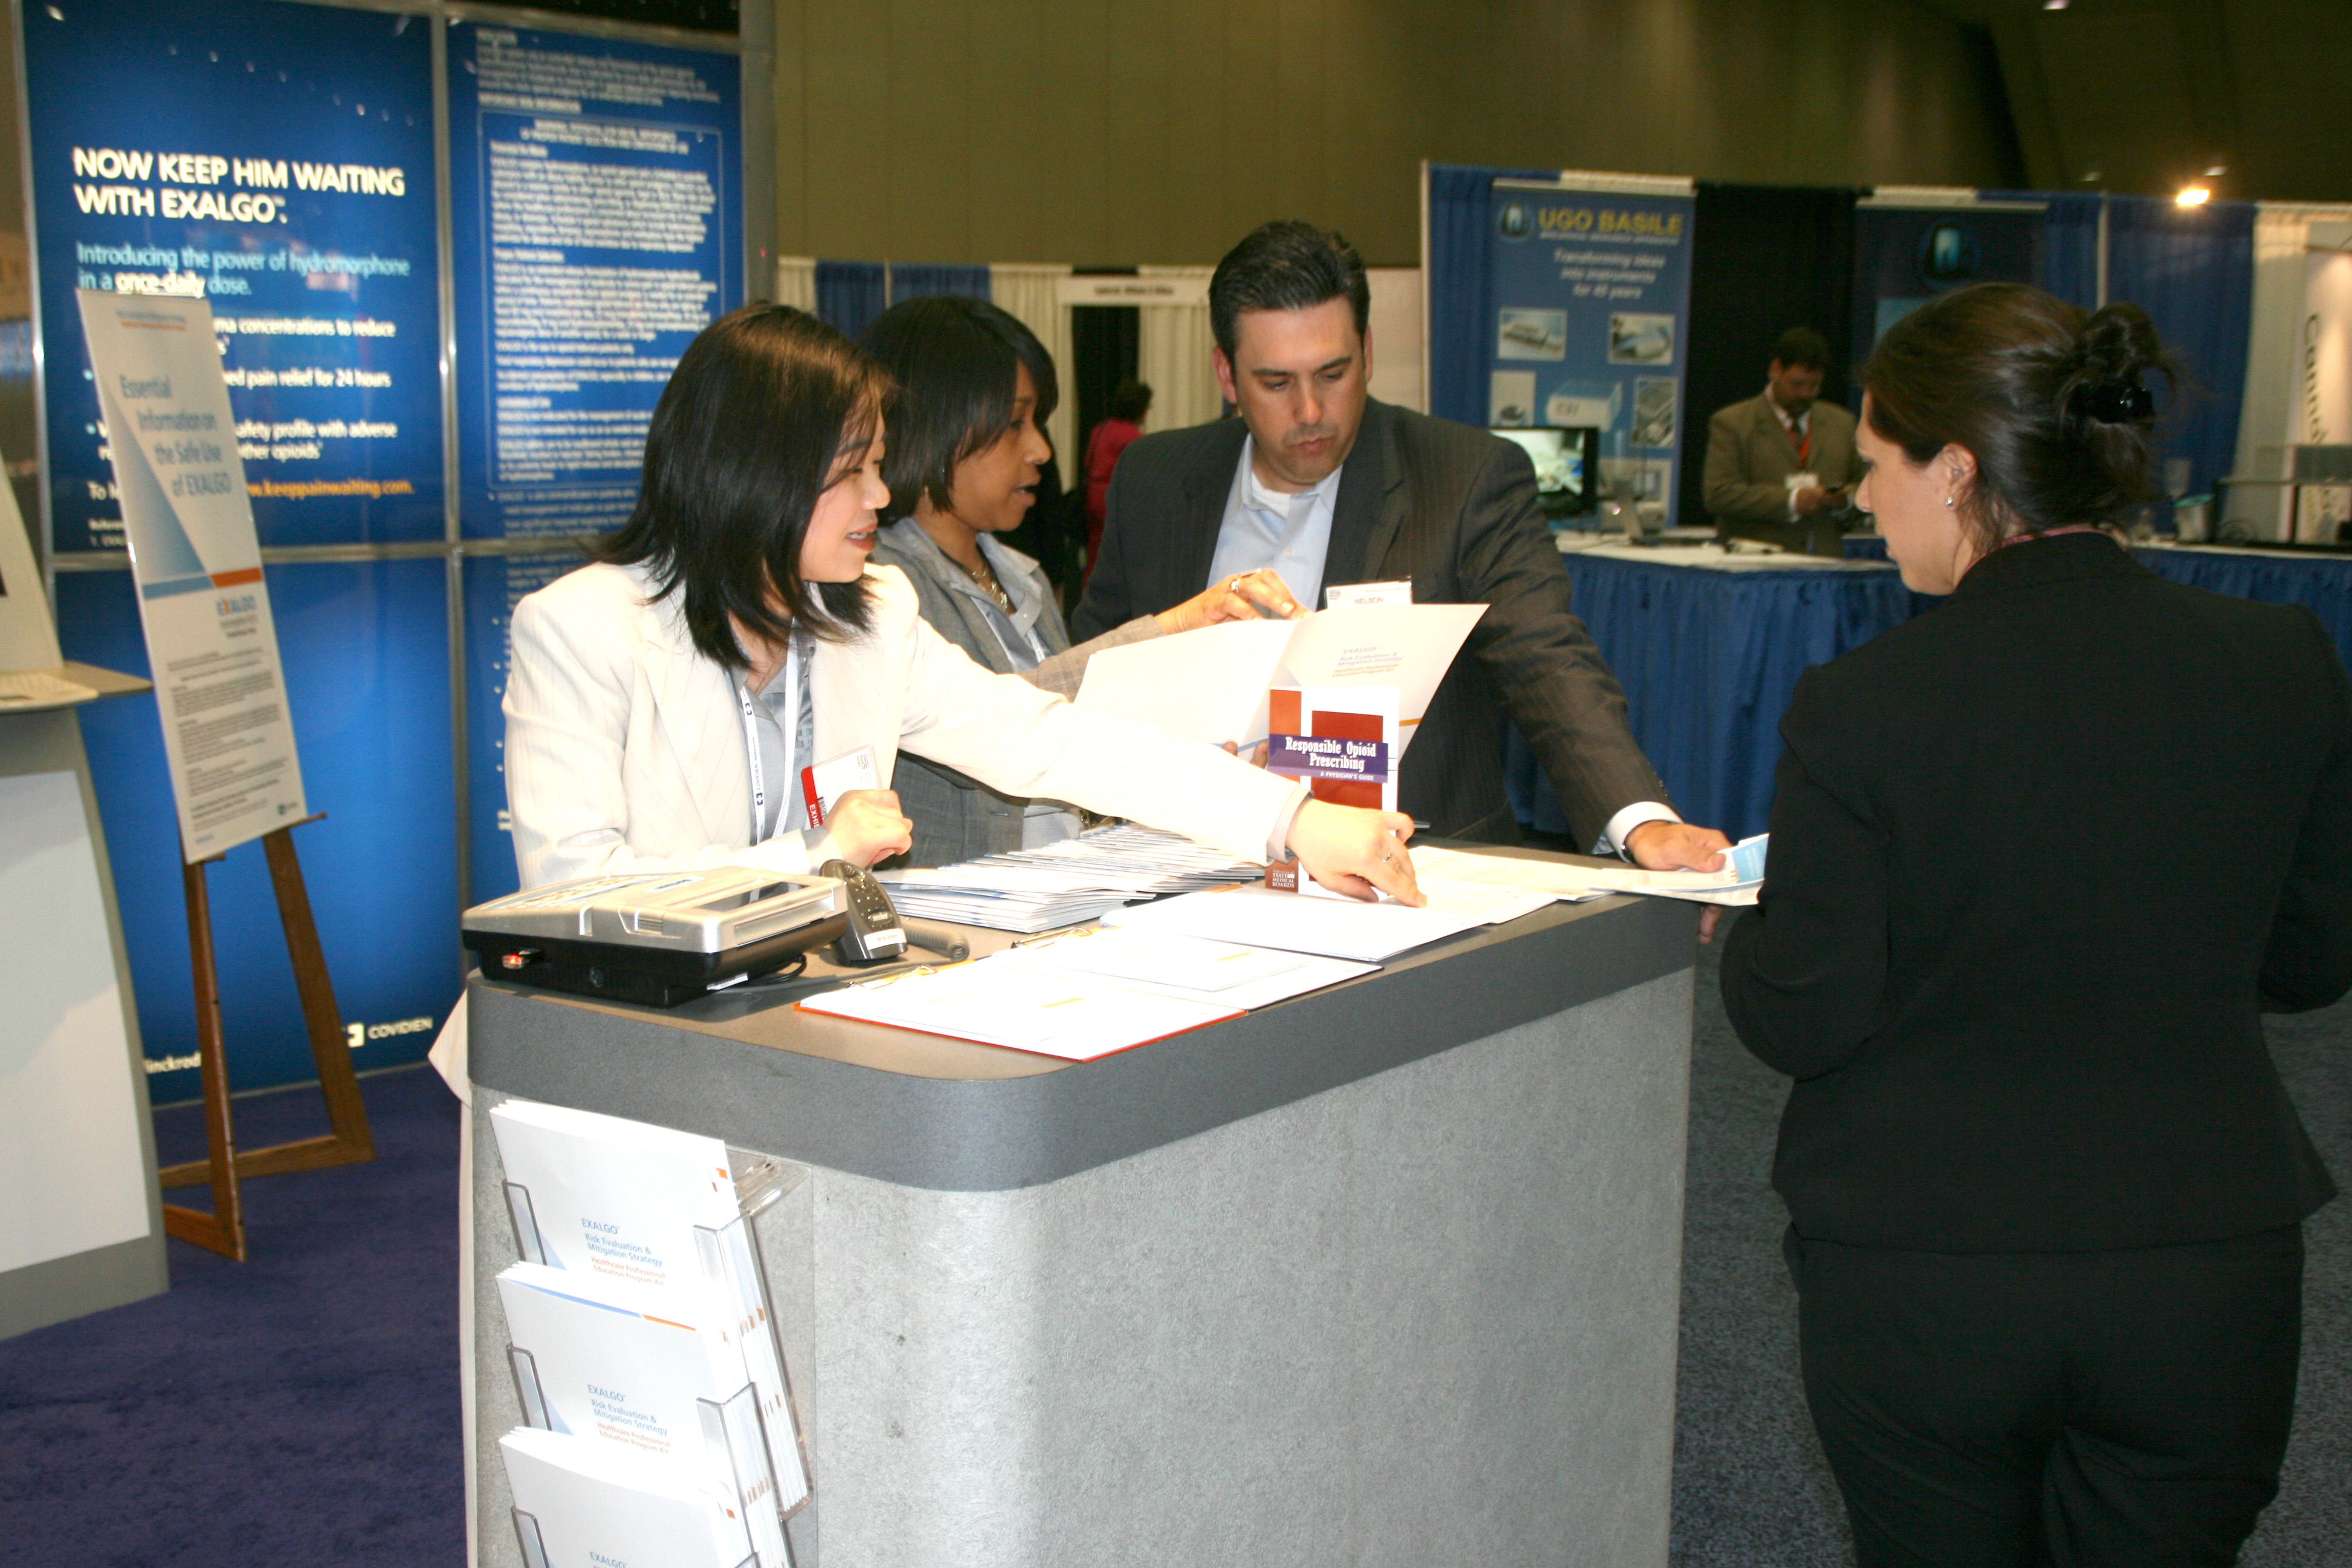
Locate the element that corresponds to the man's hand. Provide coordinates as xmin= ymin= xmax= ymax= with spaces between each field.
xmin=1284 ymin=802 xmax=1423 ymax=905
xmin=1793 ymin=485 xmax=1836 ymax=517
xmin=822 ymin=788 xmax=913 ymax=866
xmin=1624 ymin=819 xmax=1731 ymax=871
xmin=1155 ymin=567 xmax=1305 ymax=632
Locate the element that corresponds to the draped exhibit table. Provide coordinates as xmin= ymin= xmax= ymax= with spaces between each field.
xmin=1509 ymin=541 xmax=1916 ymax=843
xmin=466 ymin=883 xmax=1697 ymax=1567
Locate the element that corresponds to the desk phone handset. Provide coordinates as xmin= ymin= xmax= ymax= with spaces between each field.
xmin=819 ymin=858 xmax=909 ymax=963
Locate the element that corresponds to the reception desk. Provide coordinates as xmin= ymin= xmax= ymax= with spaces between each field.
xmin=465 ymin=884 xmax=1697 ymax=1567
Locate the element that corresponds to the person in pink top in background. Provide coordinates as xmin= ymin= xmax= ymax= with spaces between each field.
xmin=1082 ymin=377 xmax=1151 ymax=584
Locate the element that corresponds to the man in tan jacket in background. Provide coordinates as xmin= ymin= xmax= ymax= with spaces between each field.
xmin=1704 ymin=327 xmax=1864 ymax=556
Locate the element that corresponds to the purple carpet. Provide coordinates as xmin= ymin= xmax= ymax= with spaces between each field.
xmin=1 ymin=1064 xmax=465 ymax=1567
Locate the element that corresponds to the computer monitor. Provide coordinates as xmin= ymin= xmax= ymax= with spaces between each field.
xmin=1489 ymin=425 xmax=1598 ymax=518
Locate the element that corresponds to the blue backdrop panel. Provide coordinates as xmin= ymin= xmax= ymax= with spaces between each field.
xmin=1506 ymin=555 xmax=1918 ymax=841
xmin=2105 ymin=195 xmax=2255 ymax=500
xmin=2132 ymin=547 xmax=2352 ymax=675
xmin=463 ymin=550 xmax=591 ymax=907
xmin=889 ymin=264 xmax=990 ymax=304
xmin=1486 ymin=181 xmax=1696 ymax=519
xmin=1988 ymin=190 xmax=2104 ymax=311
xmin=449 ymin=22 xmax=743 ymax=540
xmin=57 ymin=560 xmax=460 ymax=1100
xmin=1425 ymin=164 xmax=1555 ymax=428
xmin=816 ymin=261 xmax=887 ymax=341
xmin=23 ymin=0 xmax=443 ymax=553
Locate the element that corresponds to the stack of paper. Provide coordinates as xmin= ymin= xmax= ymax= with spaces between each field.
xmin=989 ymin=927 xmax=1377 ymax=1012
xmin=798 ymin=961 xmax=1242 ymax=1060
xmin=878 ymin=825 xmax=1263 ymax=933
xmin=1102 ymin=884 xmax=1493 ymax=962
xmin=502 ymin=1426 xmax=760 ymax=1568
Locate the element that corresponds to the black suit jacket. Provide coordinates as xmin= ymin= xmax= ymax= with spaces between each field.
xmin=1074 ymin=399 xmax=1667 ymax=845
xmin=1722 ymin=533 xmax=2352 ymax=1253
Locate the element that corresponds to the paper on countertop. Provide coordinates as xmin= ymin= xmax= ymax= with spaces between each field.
xmin=1074 ymin=602 xmax=1487 ymax=754
xmin=1551 ymin=833 xmax=1769 ymax=906
xmin=1298 ymin=869 xmax=1561 ymax=926
xmin=797 ymin=961 xmax=1240 ymax=1060
xmin=1102 ymin=884 xmax=1489 ymax=962
xmin=990 ymin=926 xmax=1378 ymax=1012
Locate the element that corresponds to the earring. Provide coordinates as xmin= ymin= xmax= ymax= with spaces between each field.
xmin=1943 ymin=495 xmax=1955 ymax=508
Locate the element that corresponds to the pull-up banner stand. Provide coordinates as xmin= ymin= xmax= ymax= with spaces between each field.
xmin=1486 ymin=174 xmax=1696 ymax=522
xmin=78 ymin=289 xmax=371 ymax=1261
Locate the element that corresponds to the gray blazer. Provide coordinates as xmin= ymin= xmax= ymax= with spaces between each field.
xmin=868 ymin=519 xmax=1155 ymax=866
xmin=1702 ymin=392 xmax=1863 ymax=555
xmin=1075 ymin=398 xmax=1667 ymax=848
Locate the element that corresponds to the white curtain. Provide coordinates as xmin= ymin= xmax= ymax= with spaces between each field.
xmin=2232 ymin=205 xmax=2352 ymax=531
xmin=772 ymin=256 xmax=817 ymax=312
xmin=989 ymin=264 xmax=1076 ymax=472
xmin=1137 ymin=265 xmax=1223 ymax=438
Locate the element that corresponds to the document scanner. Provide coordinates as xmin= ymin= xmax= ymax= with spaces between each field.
xmin=463 ymin=867 xmax=846 ymax=1007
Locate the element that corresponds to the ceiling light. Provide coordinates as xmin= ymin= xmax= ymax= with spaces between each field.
xmin=2204 ymin=165 xmax=2228 ymax=178
xmin=2176 ymin=186 xmax=2212 ymax=207
xmin=2043 ymin=0 xmax=2068 ymax=9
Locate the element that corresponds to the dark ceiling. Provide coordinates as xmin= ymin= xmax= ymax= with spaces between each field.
xmin=1919 ymin=0 xmax=2352 ymax=202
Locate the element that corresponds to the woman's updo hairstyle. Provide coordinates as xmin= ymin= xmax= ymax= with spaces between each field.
xmin=1861 ymin=281 xmax=2181 ymax=554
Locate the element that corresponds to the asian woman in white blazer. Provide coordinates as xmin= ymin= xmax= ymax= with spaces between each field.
xmin=501 ymin=304 xmax=1421 ymax=903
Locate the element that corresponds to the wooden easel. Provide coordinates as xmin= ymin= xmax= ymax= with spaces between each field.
xmin=158 ymin=815 xmax=374 ymax=1260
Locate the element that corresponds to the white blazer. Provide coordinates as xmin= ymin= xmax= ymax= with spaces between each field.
xmin=503 ymin=560 xmax=1298 ymax=887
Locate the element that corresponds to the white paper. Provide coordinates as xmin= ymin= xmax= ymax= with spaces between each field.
xmin=80 ymin=289 xmax=305 ymax=861
xmin=1074 ymin=602 xmax=1486 ymax=754
xmin=988 ymin=927 xmax=1378 ymax=1011
xmin=500 ymin=1427 xmax=754 ymax=1568
xmin=0 ymin=463 xmax=65 ymax=672
xmin=488 ymin=1100 xmax=740 ymax=1296
xmin=1102 ymin=885 xmax=1489 ymax=962
xmin=1301 ymin=874 xmax=1558 ymax=926
xmin=797 ymin=962 xmax=1240 ymax=1060
xmin=1408 ymin=846 xmax=1607 ymax=897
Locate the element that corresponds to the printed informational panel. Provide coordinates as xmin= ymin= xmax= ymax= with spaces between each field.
xmin=449 ymin=22 xmax=743 ymax=538
xmin=1487 ymin=180 xmax=1694 ymax=520
xmin=23 ymin=0 xmax=442 ymax=553
xmin=1848 ymin=203 xmax=2043 ymax=380
xmin=2293 ymin=225 xmax=2352 ymax=541
xmin=82 ymin=290 xmax=306 ymax=860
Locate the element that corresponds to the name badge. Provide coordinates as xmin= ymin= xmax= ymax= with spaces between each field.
xmin=802 ymin=746 xmax=880 ymax=829
xmin=1324 ymin=578 xmax=1413 ymax=609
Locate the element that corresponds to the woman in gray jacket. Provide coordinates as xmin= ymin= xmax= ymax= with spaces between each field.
xmin=861 ymin=296 xmax=1298 ymax=866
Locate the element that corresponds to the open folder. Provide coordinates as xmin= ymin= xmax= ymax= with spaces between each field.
xmin=1073 ymin=602 xmax=1488 ymax=751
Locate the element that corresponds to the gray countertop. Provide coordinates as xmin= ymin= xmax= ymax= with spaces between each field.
xmin=470 ymin=866 xmax=1697 ymax=1192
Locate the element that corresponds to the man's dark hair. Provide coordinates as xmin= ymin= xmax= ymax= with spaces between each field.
xmin=1109 ymin=377 xmax=1153 ymax=423
xmin=597 ymin=304 xmax=887 ymax=664
xmin=1209 ymin=221 xmax=1370 ymax=358
xmin=1772 ymin=327 xmax=1831 ymax=372
xmin=860 ymin=296 xmax=1059 ymax=521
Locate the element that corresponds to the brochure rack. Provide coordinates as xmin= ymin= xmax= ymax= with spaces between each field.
xmin=494 ymin=1118 xmax=810 ymax=1568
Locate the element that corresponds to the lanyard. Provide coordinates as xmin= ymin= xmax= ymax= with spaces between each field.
xmin=737 ymin=641 xmax=799 ymax=842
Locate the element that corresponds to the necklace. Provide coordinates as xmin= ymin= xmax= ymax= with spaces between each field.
xmin=962 ymin=554 xmax=1015 ymax=615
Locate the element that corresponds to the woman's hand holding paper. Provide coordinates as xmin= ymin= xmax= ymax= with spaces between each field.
xmin=1154 ymin=567 xmax=1305 ymax=633
xmin=1285 ymin=802 xmax=1423 ymax=905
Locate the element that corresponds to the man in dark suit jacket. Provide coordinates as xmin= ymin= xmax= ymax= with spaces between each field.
xmin=1703 ymin=327 xmax=1865 ymax=556
xmin=1076 ymin=220 xmax=1727 ymax=869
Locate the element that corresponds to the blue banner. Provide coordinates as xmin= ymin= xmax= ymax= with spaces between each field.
xmin=1486 ymin=181 xmax=1695 ymax=523
xmin=23 ymin=0 xmax=443 ymax=553
xmin=448 ymin=21 xmax=743 ymax=540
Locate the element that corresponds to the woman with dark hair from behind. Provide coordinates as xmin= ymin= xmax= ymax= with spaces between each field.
xmin=501 ymin=303 xmax=1413 ymax=900
xmin=861 ymin=297 xmax=1292 ymax=865
xmin=1721 ymin=281 xmax=2352 ymax=1565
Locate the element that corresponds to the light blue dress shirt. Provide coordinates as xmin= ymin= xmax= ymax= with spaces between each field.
xmin=1205 ymin=437 xmax=1346 ymax=603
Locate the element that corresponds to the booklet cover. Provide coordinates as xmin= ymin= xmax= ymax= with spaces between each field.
xmin=500 ymin=1426 xmax=757 ymax=1568
xmin=488 ymin=1099 xmax=740 ymax=1295
xmin=1265 ymin=685 xmax=1399 ymax=813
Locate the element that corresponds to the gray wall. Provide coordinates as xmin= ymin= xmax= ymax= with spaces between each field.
xmin=768 ymin=0 xmax=2024 ymax=267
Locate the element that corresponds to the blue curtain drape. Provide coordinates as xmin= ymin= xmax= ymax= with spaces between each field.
xmin=1989 ymin=189 xmax=2103 ymax=311
xmin=1425 ymin=163 xmax=1553 ymax=427
xmin=815 ymin=261 xmax=889 ymax=342
xmin=2103 ymin=195 xmax=2255 ymax=498
xmin=889 ymin=264 xmax=990 ymax=304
